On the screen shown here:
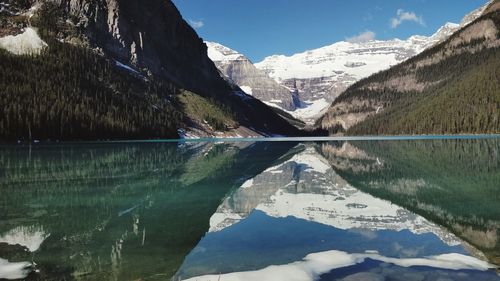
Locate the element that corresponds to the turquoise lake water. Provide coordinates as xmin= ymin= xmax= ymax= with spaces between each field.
xmin=0 ymin=137 xmax=499 ymax=280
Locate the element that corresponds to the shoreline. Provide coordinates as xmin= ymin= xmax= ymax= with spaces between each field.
xmin=1 ymin=134 xmax=500 ymax=146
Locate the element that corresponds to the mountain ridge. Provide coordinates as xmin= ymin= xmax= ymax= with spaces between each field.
xmin=319 ymin=1 xmax=500 ymax=135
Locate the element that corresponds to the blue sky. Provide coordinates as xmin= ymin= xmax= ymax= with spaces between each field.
xmin=172 ymin=0 xmax=488 ymax=62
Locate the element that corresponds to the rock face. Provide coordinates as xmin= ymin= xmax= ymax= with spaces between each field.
xmin=206 ymin=42 xmax=297 ymax=111
xmin=0 ymin=0 xmax=306 ymax=139
xmin=43 ymin=0 xmax=228 ymax=97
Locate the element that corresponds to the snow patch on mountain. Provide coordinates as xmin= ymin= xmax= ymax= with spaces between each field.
xmin=240 ymin=85 xmax=253 ymax=95
xmin=287 ymin=98 xmax=331 ymax=122
xmin=254 ymin=22 xmax=460 ymax=83
xmin=206 ymin=41 xmax=245 ymax=63
xmin=0 ymin=27 xmax=47 ymax=55
xmin=430 ymin=22 xmax=460 ymax=42
xmin=115 ymin=60 xmax=143 ymax=77
xmin=264 ymin=98 xmax=332 ymax=124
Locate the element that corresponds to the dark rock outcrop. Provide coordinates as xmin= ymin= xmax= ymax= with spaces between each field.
xmin=41 ymin=0 xmax=227 ymax=97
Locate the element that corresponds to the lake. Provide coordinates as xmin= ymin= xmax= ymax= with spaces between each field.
xmin=0 ymin=138 xmax=499 ymax=280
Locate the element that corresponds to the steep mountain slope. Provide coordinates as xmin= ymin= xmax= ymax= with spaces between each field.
xmin=320 ymin=1 xmax=500 ymax=135
xmin=0 ymin=0 xmax=303 ymax=141
xmin=206 ymin=42 xmax=322 ymax=127
xmin=206 ymin=42 xmax=297 ymax=111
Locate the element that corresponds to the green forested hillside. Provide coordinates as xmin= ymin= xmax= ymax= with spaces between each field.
xmin=349 ymin=46 xmax=500 ymax=135
xmin=0 ymin=41 xmax=183 ymax=141
xmin=177 ymin=90 xmax=238 ymax=131
xmin=321 ymin=8 xmax=500 ymax=135
xmin=1 ymin=3 xmax=184 ymax=141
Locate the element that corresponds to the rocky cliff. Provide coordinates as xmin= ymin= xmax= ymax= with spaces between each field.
xmin=206 ymin=42 xmax=298 ymax=111
xmin=41 ymin=0 xmax=226 ymax=96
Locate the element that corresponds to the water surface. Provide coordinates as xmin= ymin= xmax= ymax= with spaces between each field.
xmin=0 ymin=138 xmax=499 ymax=280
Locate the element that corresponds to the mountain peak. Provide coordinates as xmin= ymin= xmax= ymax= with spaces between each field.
xmin=205 ymin=41 xmax=246 ymax=63
xmin=429 ymin=22 xmax=460 ymax=42
xmin=443 ymin=22 xmax=460 ymax=29
xmin=460 ymin=0 xmax=493 ymax=27
xmin=205 ymin=41 xmax=299 ymax=113
xmin=253 ymin=34 xmax=441 ymax=117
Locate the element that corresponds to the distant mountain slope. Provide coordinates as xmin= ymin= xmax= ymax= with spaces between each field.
xmin=251 ymin=3 xmax=491 ymax=125
xmin=0 ymin=0 xmax=304 ymax=141
xmin=320 ymin=1 xmax=500 ymax=135
xmin=206 ymin=42 xmax=297 ymax=111
xmin=206 ymin=24 xmax=459 ymax=125
xmin=252 ymin=24 xmax=461 ymax=123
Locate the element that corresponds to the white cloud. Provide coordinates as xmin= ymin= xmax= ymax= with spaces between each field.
xmin=189 ymin=19 xmax=204 ymax=29
xmin=346 ymin=31 xmax=376 ymax=43
xmin=391 ymin=9 xmax=425 ymax=28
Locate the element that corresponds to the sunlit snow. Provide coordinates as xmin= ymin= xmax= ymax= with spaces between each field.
xmin=183 ymin=250 xmax=494 ymax=281
xmin=0 ymin=28 xmax=47 ymax=55
xmin=240 ymin=85 xmax=253 ymax=95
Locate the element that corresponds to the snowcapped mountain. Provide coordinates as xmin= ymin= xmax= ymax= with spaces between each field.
xmin=209 ymin=145 xmax=461 ymax=246
xmin=319 ymin=0 xmax=498 ymax=135
xmin=254 ymin=27 xmax=462 ymax=123
xmin=206 ymin=25 xmax=460 ymax=125
xmin=251 ymin=4 xmax=488 ymax=124
xmin=460 ymin=0 xmax=493 ymax=27
xmin=206 ymin=42 xmax=297 ymax=111
xmin=204 ymin=2 xmax=487 ymax=126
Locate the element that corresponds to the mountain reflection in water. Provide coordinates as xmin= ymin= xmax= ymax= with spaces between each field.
xmin=0 ymin=139 xmax=499 ymax=280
